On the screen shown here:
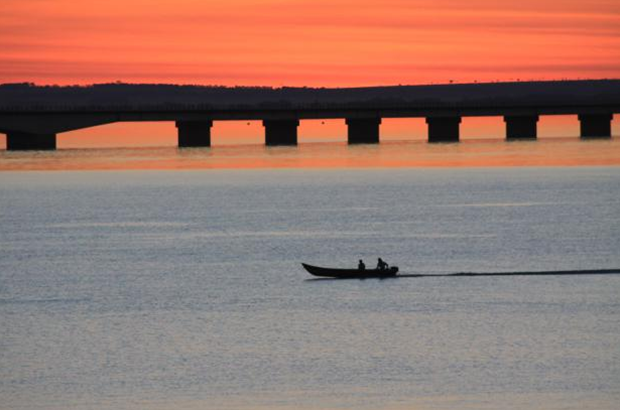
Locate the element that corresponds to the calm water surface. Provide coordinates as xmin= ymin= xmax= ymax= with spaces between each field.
xmin=1 ymin=166 xmax=619 ymax=409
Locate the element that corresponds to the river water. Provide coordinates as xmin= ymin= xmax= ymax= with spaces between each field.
xmin=1 ymin=151 xmax=619 ymax=409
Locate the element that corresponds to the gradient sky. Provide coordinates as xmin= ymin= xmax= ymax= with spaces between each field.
xmin=1 ymin=0 xmax=619 ymax=86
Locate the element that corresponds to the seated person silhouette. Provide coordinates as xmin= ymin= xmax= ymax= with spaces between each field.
xmin=376 ymin=258 xmax=389 ymax=270
xmin=358 ymin=259 xmax=366 ymax=270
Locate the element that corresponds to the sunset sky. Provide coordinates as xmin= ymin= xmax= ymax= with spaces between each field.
xmin=1 ymin=0 xmax=619 ymax=86
xmin=1 ymin=0 xmax=619 ymax=147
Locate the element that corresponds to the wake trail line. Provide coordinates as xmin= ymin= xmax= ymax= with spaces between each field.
xmin=398 ymin=268 xmax=620 ymax=278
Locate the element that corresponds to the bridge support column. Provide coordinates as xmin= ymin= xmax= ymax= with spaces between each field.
xmin=346 ymin=118 xmax=381 ymax=144
xmin=579 ymin=114 xmax=612 ymax=138
xmin=6 ymin=131 xmax=57 ymax=150
xmin=426 ymin=117 xmax=461 ymax=142
xmin=504 ymin=115 xmax=539 ymax=140
xmin=176 ymin=120 xmax=212 ymax=147
xmin=263 ymin=119 xmax=298 ymax=146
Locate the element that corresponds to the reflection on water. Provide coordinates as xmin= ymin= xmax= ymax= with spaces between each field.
xmin=1 ymin=138 xmax=619 ymax=171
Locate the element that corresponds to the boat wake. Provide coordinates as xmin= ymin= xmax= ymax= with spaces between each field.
xmin=400 ymin=268 xmax=620 ymax=277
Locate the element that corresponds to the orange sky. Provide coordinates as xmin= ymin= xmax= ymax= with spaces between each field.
xmin=1 ymin=0 xmax=619 ymax=86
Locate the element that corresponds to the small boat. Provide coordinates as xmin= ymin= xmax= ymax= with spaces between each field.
xmin=302 ymin=263 xmax=399 ymax=279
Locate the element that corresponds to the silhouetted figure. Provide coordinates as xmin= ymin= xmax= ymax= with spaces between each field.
xmin=358 ymin=260 xmax=366 ymax=270
xmin=377 ymin=258 xmax=389 ymax=270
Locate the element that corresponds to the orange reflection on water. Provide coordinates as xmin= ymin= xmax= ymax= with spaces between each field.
xmin=1 ymin=138 xmax=619 ymax=172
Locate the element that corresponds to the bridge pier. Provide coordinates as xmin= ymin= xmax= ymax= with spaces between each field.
xmin=426 ymin=117 xmax=461 ymax=142
xmin=263 ymin=119 xmax=298 ymax=146
xmin=579 ymin=114 xmax=612 ymax=138
xmin=346 ymin=118 xmax=381 ymax=144
xmin=6 ymin=131 xmax=57 ymax=150
xmin=176 ymin=120 xmax=212 ymax=147
xmin=504 ymin=115 xmax=539 ymax=140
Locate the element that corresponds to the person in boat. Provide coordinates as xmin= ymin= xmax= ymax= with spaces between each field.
xmin=358 ymin=259 xmax=366 ymax=270
xmin=376 ymin=258 xmax=389 ymax=270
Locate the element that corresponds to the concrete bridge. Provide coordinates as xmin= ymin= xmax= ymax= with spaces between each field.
xmin=0 ymin=80 xmax=618 ymax=150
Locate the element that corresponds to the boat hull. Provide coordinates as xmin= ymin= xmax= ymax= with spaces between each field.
xmin=302 ymin=263 xmax=399 ymax=278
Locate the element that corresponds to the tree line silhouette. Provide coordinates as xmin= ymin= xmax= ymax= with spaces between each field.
xmin=0 ymin=80 xmax=618 ymax=109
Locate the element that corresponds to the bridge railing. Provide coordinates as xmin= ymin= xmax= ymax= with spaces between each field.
xmin=1 ymin=99 xmax=619 ymax=114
